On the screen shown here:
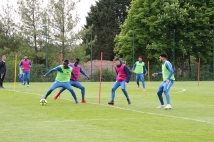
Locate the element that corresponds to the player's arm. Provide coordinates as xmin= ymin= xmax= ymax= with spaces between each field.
xmin=0 ymin=61 xmax=2 ymax=68
xmin=68 ymin=63 xmax=72 ymax=67
xmin=144 ymin=64 xmax=148 ymax=75
xmin=152 ymin=72 xmax=162 ymax=77
xmin=71 ymin=72 xmax=76 ymax=78
xmin=165 ymin=62 xmax=174 ymax=80
xmin=124 ymin=66 xmax=131 ymax=83
xmin=131 ymin=63 xmax=136 ymax=73
xmin=80 ymin=67 xmax=90 ymax=79
xmin=29 ymin=61 xmax=32 ymax=67
xmin=19 ymin=61 xmax=22 ymax=68
xmin=44 ymin=66 xmax=62 ymax=77
xmin=158 ymin=72 xmax=162 ymax=75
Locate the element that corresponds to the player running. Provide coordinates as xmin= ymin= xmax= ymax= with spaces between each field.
xmin=152 ymin=53 xmax=175 ymax=110
xmin=108 ymin=58 xmax=131 ymax=105
xmin=54 ymin=58 xmax=89 ymax=103
xmin=132 ymin=55 xmax=148 ymax=90
xmin=41 ymin=59 xmax=78 ymax=104
xmin=19 ymin=55 xmax=32 ymax=87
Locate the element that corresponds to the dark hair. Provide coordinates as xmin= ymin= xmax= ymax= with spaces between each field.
xmin=75 ymin=58 xmax=80 ymax=64
xmin=160 ymin=53 xmax=168 ymax=58
xmin=113 ymin=57 xmax=120 ymax=61
xmin=63 ymin=59 xmax=69 ymax=64
xmin=24 ymin=55 xmax=28 ymax=56
xmin=139 ymin=55 xmax=143 ymax=59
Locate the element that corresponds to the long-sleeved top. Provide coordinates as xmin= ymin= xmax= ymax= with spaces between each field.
xmin=19 ymin=59 xmax=32 ymax=67
xmin=69 ymin=63 xmax=88 ymax=77
xmin=115 ymin=60 xmax=131 ymax=83
xmin=45 ymin=66 xmax=75 ymax=77
xmin=158 ymin=61 xmax=174 ymax=80
xmin=0 ymin=60 xmax=6 ymax=73
xmin=132 ymin=62 xmax=148 ymax=73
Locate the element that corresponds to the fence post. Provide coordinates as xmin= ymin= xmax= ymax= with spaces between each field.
xmin=112 ymin=65 xmax=114 ymax=82
xmin=213 ymin=30 xmax=214 ymax=80
xmin=90 ymin=28 xmax=93 ymax=82
xmin=173 ymin=29 xmax=176 ymax=67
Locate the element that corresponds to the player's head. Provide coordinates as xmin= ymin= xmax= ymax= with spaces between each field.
xmin=113 ymin=57 xmax=120 ymax=66
xmin=2 ymin=55 xmax=6 ymax=61
xmin=159 ymin=53 xmax=167 ymax=63
xmin=63 ymin=59 xmax=69 ymax=68
xmin=75 ymin=58 xmax=80 ymax=65
xmin=24 ymin=55 xmax=28 ymax=60
xmin=138 ymin=55 xmax=143 ymax=62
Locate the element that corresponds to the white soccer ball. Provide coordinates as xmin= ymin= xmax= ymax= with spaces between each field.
xmin=40 ymin=99 xmax=47 ymax=105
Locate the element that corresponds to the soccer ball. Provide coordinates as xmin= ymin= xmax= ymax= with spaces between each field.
xmin=40 ymin=99 xmax=47 ymax=105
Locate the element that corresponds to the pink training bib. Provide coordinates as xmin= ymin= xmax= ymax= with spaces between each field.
xmin=115 ymin=64 xmax=127 ymax=81
xmin=70 ymin=63 xmax=80 ymax=81
xmin=21 ymin=60 xmax=31 ymax=72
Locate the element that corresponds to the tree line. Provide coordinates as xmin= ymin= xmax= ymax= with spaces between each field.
xmin=0 ymin=0 xmax=86 ymax=66
xmin=83 ymin=0 xmax=214 ymax=67
xmin=1 ymin=0 xmax=214 ymax=80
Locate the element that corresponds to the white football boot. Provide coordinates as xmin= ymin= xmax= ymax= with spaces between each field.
xmin=156 ymin=105 xmax=164 ymax=108
xmin=164 ymin=104 xmax=172 ymax=110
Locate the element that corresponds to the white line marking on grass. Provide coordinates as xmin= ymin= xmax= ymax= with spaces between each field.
xmin=44 ymin=118 xmax=134 ymax=123
xmin=4 ymin=88 xmax=214 ymax=125
xmin=171 ymin=88 xmax=186 ymax=94
xmin=90 ymin=103 xmax=214 ymax=125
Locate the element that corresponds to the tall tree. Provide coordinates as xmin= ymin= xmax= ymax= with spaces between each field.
xmin=17 ymin=0 xmax=44 ymax=63
xmin=115 ymin=0 xmax=214 ymax=67
xmin=0 ymin=0 xmax=26 ymax=55
xmin=84 ymin=0 xmax=131 ymax=60
xmin=48 ymin=0 xmax=80 ymax=60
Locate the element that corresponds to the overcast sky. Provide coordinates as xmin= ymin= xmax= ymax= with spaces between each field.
xmin=0 ymin=0 xmax=97 ymax=30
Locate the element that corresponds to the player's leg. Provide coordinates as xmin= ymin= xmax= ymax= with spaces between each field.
xmin=157 ymin=82 xmax=164 ymax=108
xmin=54 ymin=87 xmax=66 ymax=100
xmin=0 ymin=73 xmax=5 ymax=88
xmin=64 ymin=82 xmax=78 ymax=103
xmin=19 ymin=74 xmax=23 ymax=83
xmin=54 ymin=80 xmax=73 ymax=100
xmin=26 ymin=72 xmax=30 ymax=87
xmin=140 ymin=74 xmax=146 ymax=90
xmin=22 ymin=72 xmax=27 ymax=85
xmin=43 ymin=81 xmax=61 ymax=99
xmin=120 ymin=81 xmax=131 ymax=104
xmin=72 ymin=81 xmax=86 ymax=103
xmin=58 ymin=87 xmax=66 ymax=94
xmin=163 ymin=80 xmax=174 ymax=109
xmin=136 ymin=74 xmax=140 ymax=88
xmin=108 ymin=81 xmax=120 ymax=105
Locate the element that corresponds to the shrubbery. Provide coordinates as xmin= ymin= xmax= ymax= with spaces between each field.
xmin=91 ymin=68 xmax=116 ymax=82
xmin=4 ymin=61 xmax=214 ymax=82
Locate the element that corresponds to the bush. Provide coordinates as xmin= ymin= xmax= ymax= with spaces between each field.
xmin=91 ymin=68 xmax=116 ymax=82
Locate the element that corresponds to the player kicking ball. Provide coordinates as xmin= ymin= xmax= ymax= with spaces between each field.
xmin=41 ymin=60 xmax=78 ymax=104
xmin=152 ymin=53 xmax=175 ymax=110
xmin=132 ymin=55 xmax=148 ymax=90
xmin=108 ymin=58 xmax=131 ymax=105
xmin=54 ymin=58 xmax=89 ymax=103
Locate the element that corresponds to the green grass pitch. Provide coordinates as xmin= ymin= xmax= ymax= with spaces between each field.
xmin=0 ymin=81 xmax=214 ymax=142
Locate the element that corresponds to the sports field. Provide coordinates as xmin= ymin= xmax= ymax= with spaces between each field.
xmin=0 ymin=81 xmax=214 ymax=142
